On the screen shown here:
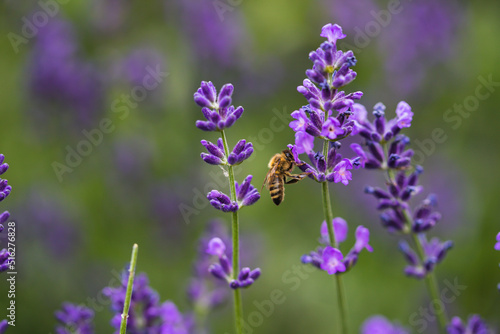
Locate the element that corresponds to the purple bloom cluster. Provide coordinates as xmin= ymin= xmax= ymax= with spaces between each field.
xmin=352 ymin=103 xmax=452 ymax=279
xmin=0 ymin=154 xmax=11 ymax=273
xmin=350 ymin=102 xmax=414 ymax=169
xmin=200 ymin=138 xmax=253 ymax=166
xmin=0 ymin=320 xmax=6 ymax=334
xmin=103 ymin=270 xmax=193 ymax=333
xmin=28 ymin=18 xmax=104 ymax=129
xmin=194 ymin=82 xmax=244 ymax=132
xmin=399 ymin=236 xmax=453 ymax=279
xmin=207 ymin=175 xmax=260 ymax=213
xmin=447 ymin=315 xmax=490 ymax=334
xmin=187 ymin=221 xmax=230 ymax=311
xmin=361 ymin=315 xmax=409 ymax=334
xmin=54 ymin=303 xmax=94 ymax=334
xmin=206 ymin=237 xmax=261 ymax=289
xmin=288 ymin=24 xmax=363 ymax=185
xmin=301 ymin=218 xmax=372 ymax=274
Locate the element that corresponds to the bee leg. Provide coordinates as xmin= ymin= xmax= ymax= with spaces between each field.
xmin=285 ymin=172 xmax=310 ymax=184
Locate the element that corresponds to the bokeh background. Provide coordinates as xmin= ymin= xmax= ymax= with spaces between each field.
xmin=0 ymin=0 xmax=499 ymax=332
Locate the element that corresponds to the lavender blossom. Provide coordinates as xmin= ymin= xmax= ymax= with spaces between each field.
xmin=103 ymin=270 xmax=193 ymax=333
xmin=187 ymin=221 xmax=229 ymax=312
xmin=194 ymin=82 xmax=244 ymax=131
xmin=54 ymin=303 xmax=94 ymax=334
xmin=27 ymin=18 xmax=104 ymax=130
xmin=0 ymin=154 xmax=11 ymax=273
xmin=200 ymin=138 xmax=253 ymax=166
xmin=288 ymin=24 xmax=363 ymax=186
xmin=205 ymin=237 xmax=260 ymax=289
xmin=495 ymin=232 xmax=500 ymax=251
xmin=207 ymin=176 xmax=260 ymax=212
xmin=399 ymin=237 xmax=453 ymax=279
xmin=0 ymin=320 xmax=7 ymax=334
xmin=379 ymin=0 xmax=461 ymax=96
xmin=361 ymin=315 xmax=409 ymax=334
xmin=447 ymin=315 xmax=490 ymax=334
xmin=301 ymin=218 xmax=372 ymax=274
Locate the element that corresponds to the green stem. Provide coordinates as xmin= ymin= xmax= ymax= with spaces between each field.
xmin=385 ymin=164 xmax=448 ymax=332
xmin=120 ymin=244 xmax=139 ymax=334
xmin=321 ymin=140 xmax=349 ymax=334
xmin=411 ymin=233 xmax=449 ymax=332
xmin=220 ymin=130 xmax=243 ymax=334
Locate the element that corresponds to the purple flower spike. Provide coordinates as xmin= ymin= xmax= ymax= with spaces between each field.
xmin=320 ymin=23 xmax=346 ymax=45
xmin=0 ymin=320 xmax=7 ymax=334
xmin=447 ymin=315 xmax=490 ymax=334
xmin=207 ymin=190 xmax=239 ymax=212
xmin=495 ymin=232 xmax=500 ymax=251
xmin=235 ymin=175 xmax=260 ymax=207
xmin=320 ymin=246 xmax=346 ymax=275
xmin=54 ymin=303 xmax=94 ymax=334
xmin=354 ymin=226 xmax=373 ymax=253
xmin=361 ymin=315 xmax=409 ymax=334
xmin=206 ymin=237 xmax=226 ymax=257
xmin=194 ymin=81 xmax=244 ymax=131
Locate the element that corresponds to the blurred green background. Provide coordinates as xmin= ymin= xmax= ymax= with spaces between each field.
xmin=0 ymin=0 xmax=499 ymax=332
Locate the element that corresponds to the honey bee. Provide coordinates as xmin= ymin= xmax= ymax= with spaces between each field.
xmin=263 ymin=149 xmax=310 ymax=206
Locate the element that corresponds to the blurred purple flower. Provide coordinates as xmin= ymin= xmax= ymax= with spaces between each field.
xmin=54 ymin=303 xmax=94 ymax=334
xmin=320 ymin=246 xmax=346 ymax=274
xmin=0 ymin=320 xmax=7 ymax=334
xmin=175 ymin=0 xmax=248 ymax=68
xmin=495 ymin=232 xmax=500 ymax=251
xmin=27 ymin=18 xmax=104 ymax=130
xmin=361 ymin=315 xmax=409 ymax=334
xmin=447 ymin=315 xmax=490 ymax=334
xmin=0 ymin=249 xmax=11 ymax=273
xmin=103 ymin=270 xmax=193 ymax=333
xmin=14 ymin=188 xmax=81 ymax=259
xmin=379 ymin=0 xmax=461 ymax=95
xmin=321 ymin=0 xmax=378 ymax=34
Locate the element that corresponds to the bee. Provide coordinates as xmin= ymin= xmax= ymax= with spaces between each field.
xmin=263 ymin=149 xmax=310 ymax=206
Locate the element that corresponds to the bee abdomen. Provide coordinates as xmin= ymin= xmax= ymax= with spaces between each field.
xmin=269 ymin=177 xmax=284 ymax=206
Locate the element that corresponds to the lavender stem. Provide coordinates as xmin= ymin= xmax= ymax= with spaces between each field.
xmin=120 ymin=243 xmax=138 ymax=334
xmin=322 ymin=140 xmax=349 ymax=334
xmin=220 ymin=130 xmax=243 ymax=334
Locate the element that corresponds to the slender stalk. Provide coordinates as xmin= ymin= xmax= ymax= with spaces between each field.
xmin=321 ymin=140 xmax=349 ymax=334
xmin=220 ymin=130 xmax=243 ymax=334
xmin=120 ymin=244 xmax=139 ymax=334
xmin=411 ymin=232 xmax=449 ymax=332
xmin=385 ymin=165 xmax=448 ymax=332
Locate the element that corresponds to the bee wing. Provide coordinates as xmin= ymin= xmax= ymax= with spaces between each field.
xmin=262 ymin=163 xmax=279 ymax=191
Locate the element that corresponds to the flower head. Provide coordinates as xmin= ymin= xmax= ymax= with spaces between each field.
xmin=194 ymin=81 xmax=244 ymax=131
xmin=54 ymin=303 xmax=94 ymax=334
xmin=354 ymin=226 xmax=373 ymax=253
xmin=361 ymin=315 xmax=409 ymax=334
xmin=447 ymin=315 xmax=490 ymax=334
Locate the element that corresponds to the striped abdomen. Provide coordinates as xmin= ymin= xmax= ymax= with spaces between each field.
xmin=268 ymin=174 xmax=285 ymax=206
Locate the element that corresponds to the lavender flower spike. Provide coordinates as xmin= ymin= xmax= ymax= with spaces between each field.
xmin=205 ymin=237 xmax=261 ymax=289
xmin=194 ymin=81 xmax=244 ymax=131
xmin=447 ymin=315 xmax=490 ymax=334
xmin=361 ymin=315 xmax=409 ymax=334
xmin=54 ymin=303 xmax=94 ymax=334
